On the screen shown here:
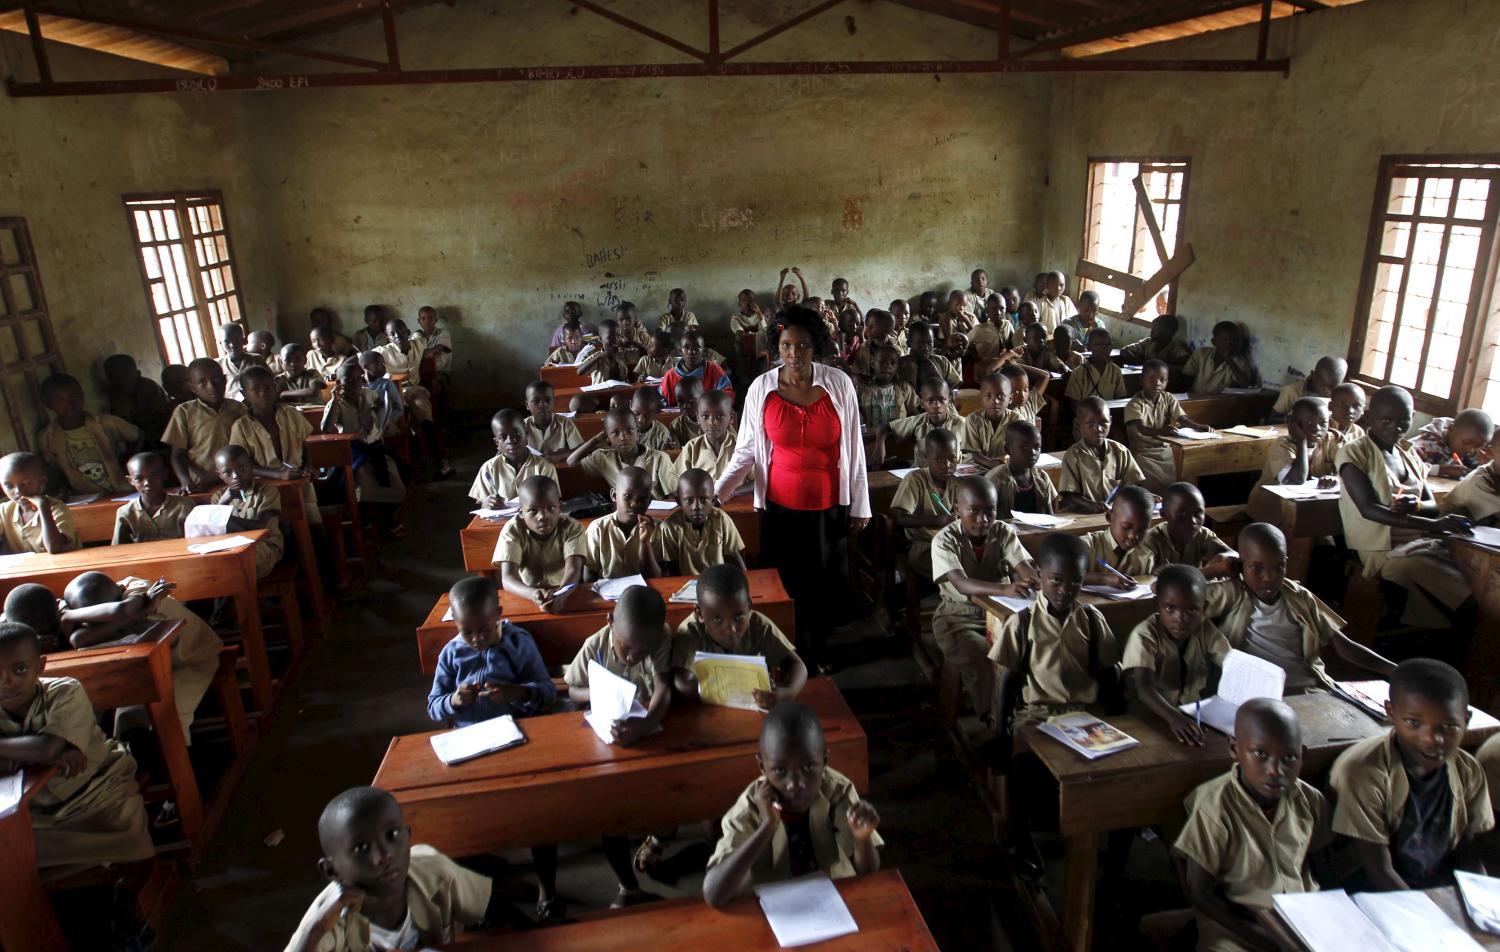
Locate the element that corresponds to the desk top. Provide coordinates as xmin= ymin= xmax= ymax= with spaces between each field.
xmin=67 ymin=477 xmax=311 ymax=544
xmin=442 ymin=870 xmax=937 ymax=951
xmin=0 ymin=530 xmax=264 ymax=585
xmin=971 ymin=575 xmax=1159 ymax=634
xmin=1273 ymin=886 xmax=1500 ymax=951
xmin=1246 ymin=475 xmax=1460 ymax=538
xmin=1161 ymin=423 xmax=1286 ymax=452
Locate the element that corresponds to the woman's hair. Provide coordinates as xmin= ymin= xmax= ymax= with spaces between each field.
xmin=769 ymin=305 xmax=833 ymax=358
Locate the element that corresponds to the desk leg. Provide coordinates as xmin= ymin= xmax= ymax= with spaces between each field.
xmin=1062 ymin=832 xmax=1099 ymax=952
xmin=341 ymin=462 xmax=366 ymax=571
xmin=0 ymin=813 xmax=67 ymax=951
xmin=235 ymin=561 xmax=273 ymax=712
xmin=145 ymin=649 xmax=205 ymax=842
xmin=294 ymin=515 xmax=328 ymax=633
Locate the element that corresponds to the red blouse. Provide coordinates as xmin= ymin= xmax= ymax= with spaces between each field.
xmin=764 ymin=390 xmax=842 ymax=510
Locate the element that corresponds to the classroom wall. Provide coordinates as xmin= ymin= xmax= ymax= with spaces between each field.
xmin=1038 ymin=0 xmax=1500 ymax=389
xmin=0 ymin=33 xmax=273 ymax=451
xmin=248 ymin=0 xmax=1050 ymax=407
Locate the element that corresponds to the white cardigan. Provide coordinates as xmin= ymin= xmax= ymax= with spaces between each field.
xmin=715 ymin=362 xmax=871 ymax=519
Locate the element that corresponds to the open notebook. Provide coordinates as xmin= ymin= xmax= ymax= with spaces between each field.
xmin=1273 ymin=889 xmax=1482 ymax=952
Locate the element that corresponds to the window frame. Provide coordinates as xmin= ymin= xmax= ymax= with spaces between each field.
xmin=0 ymin=217 xmax=64 ymax=453
xmin=1347 ymin=154 xmax=1500 ymax=417
xmin=1079 ymin=155 xmax=1192 ymax=327
xmin=122 ymin=190 xmax=246 ymax=366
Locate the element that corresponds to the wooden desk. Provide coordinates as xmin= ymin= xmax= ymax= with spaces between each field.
xmin=1163 ymin=425 xmax=1285 ymax=481
xmin=416 ymin=569 xmax=792 ymax=674
xmin=458 ymin=496 xmax=761 ymax=574
xmin=0 ymin=766 xmax=65 ymax=952
xmin=1451 ymin=538 xmax=1500 ymax=712
xmin=0 ymin=532 xmax=274 ymax=711
xmin=553 ymin=381 xmax=647 ymax=405
xmin=539 ymin=364 xmax=588 ymax=389
xmin=444 ymin=870 xmax=937 ymax=951
xmin=566 ymin=407 xmax=684 ymax=441
xmin=1020 ymin=693 xmax=1499 ymax=952
xmin=1274 ymin=886 xmax=1500 ymax=951
xmin=866 ymin=461 xmax=1063 ymax=515
xmin=372 ymin=677 xmax=865 ymax=857
xmin=1103 ymin=390 xmax=1278 ymax=435
xmin=973 ymin=576 xmax=1158 ymax=639
xmin=305 ymin=433 xmax=366 ymax=583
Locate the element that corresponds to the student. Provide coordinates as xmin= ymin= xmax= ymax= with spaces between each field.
xmin=1015 ymin=299 xmax=1041 ymax=335
xmin=230 ymin=365 xmax=317 ymax=522
xmin=1207 ymin=523 xmax=1394 ymax=692
xmin=585 ymin=467 xmax=662 ymax=580
xmin=577 ymin=319 xmax=635 ymax=386
xmin=1337 ymin=385 xmax=1475 ymax=628
xmin=964 ymin=372 xmax=1017 ymax=470
xmin=961 ymin=268 xmax=990 ymax=315
xmin=880 ymin=377 xmax=967 ymax=466
xmin=1064 ymin=328 xmax=1127 ymax=402
xmin=657 ymin=288 xmax=696 ymax=333
xmin=1259 ymin=396 xmax=1341 ymax=488
xmin=1049 ymin=325 xmax=1085 ymax=369
xmin=1081 ymin=485 xmax=1156 ymax=585
xmin=37 ymin=373 xmax=139 ymax=496
xmin=1001 ymin=361 xmax=1049 ymax=433
xmin=898 ymin=322 xmax=960 ymax=390
xmin=915 ymin=290 xmax=941 ymax=328
xmin=357 ymin=350 xmax=407 ymax=442
xmin=969 ymin=294 xmax=1016 ymax=369
xmin=829 ymin=278 xmax=862 ymax=325
xmin=380 ymin=318 xmax=451 ymax=476
xmin=655 ymin=468 xmax=747 ymax=575
xmin=1411 ymin=408 xmax=1494 ymax=478
xmin=215 ymin=322 xmax=262 ymax=401
xmin=62 ymin=571 xmax=222 ymax=738
xmin=1140 ymin=482 xmax=1233 ymax=575
xmin=855 ymin=345 xmax=919 ymax=431
xmin=546 ymin=322 xmax=586 ymax=367
xmin=523 ymin=379 xmax=584 ymax=463
xmin=103 ymin=354 xmax=173 ymax=448
xmin=493 ymin=475 xmax=585 ymax=612
xmin=306 ymin=327 xmax=348 ymax=381
xmin=847 ymin=310 xmax=898 ymax=380
xmin=276 ymin=343 xmax=323 ymax=404
xmin=248 ymin=330 xmax=283 ymax=375
xmin=703 ymin=702 xmax=881 ymax=907
xmin=631 ymin=386 xmax=677 ymax=451
xmin=658 ymin=328 xmax=731 ymax=407
xmin=352 ymin=304 xmax=388 ymax=352
xmin=1329 ymin=382 xmax=1367 ymax=442
xmin=1020 ymin=323 xmax=1069 ymax=375
xmin=672 ymin=563 xmax=807 ymax=710
xmin=114 ymin=451 xmax=196 ymax=545
xmin=162 ymin=357 xmax=247 ymax=493
xmin=675 ymin=390 xmax=737 ymax=482
xmin=1034 ymin=271 xmax=1077 ymax=332
xmin=1118 ymin=313 xmax=1190 ymax=366
xmin=1442 ymin=429 xmax=1500 ymax=526
xmin=888 ymin=298 xmax=912 ymax=351
xmin=1062 ymin=290 xmax=1107 ymax=346
xmin=160 ymin=363 xmax=192 ymax=406
xmin=888 ymin=429 xmax=961 ymax=577
xmin=938 ymin=289 xmax=975 ymax=343
xmin=568 ymin=406 xmax=676 ymax=499
xmin=1182 ymin=321 xmax=1259 ymax=393
xmin=285 ymin=786 xmax=494 ymax=952
xmin=931 ymin=476 xmax=1039 ymax=724
xmin=1271 ymin=355 xmax=1347 ymax=418
xmin=1125 ymin=358 xmax=1211 ymax=491
xmin=549 ymin=300 xmax=595 ymax=348
xmin=469 ymin=409 xmax=558 ymax=509
xmin=2 ymin=583 xmax=64 ymax=653
xmin=1330 ymin=658 xmax=1493 ymax=890
xmin=1058 ymin=396 xmax=1146 ymax=514
xmin=1174 ymin=698 xmax=1329 ymax=952
xmin=1125 ymin=564 xmax=1229 ymax=746
xmin=985 ymin=420 xmax=1058 ymax=515
xmin=0 ymin=451 xmax=77 ymax=553
xmin=308 ymin=307 xmax=354 ymax=358
xmin=214 ymin=444 xmax=284 ymax=579
xmin=319 ymin=359 xmax=407 ymax=537
xmin=415 ymin=305 xmax=453 ymax=386
xmin=635 ymin=331 xmax=676 ymax=381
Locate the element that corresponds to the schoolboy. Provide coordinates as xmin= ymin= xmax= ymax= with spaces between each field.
xmin=1081 ymin=485 xmax=1157 ymax=585
xmin=675 ymin=390 xmax=738 ymax=482
xmin=961 ymin=268 xmax=990 ymax=315
xmin=898 ymin=322 xmax=960 ymax=390
xmin=113 ymin=451 xmax=196 ymax=544
xmin=1182 ymin=321 xmax=1259 ymax=393
xmin=492 ymin=475 xmax=586 ymax=614
xmin=964 ymin=372 xmax=1018 ymax=469
xmin=631 ymin=385 xmax=677 ymax=450
xmin=308 ymin=307 xmax=355 ymax=358
xmin=655 ymin=468 xmax=747 ymax=575
xmin=1125 ymin=565 xmax=1230 ymax=746
xmin=671 ymin=563 xmax=807 ymax=710
xmin=1175 ymin=698 xmax=1329 ymax=952
xmin=669 ymin=377 xmax=704 ymax=445
xmin=1140 ymin=482 xmax=1233 ymax=576
xmin=939 ymin=289 xmax=975 ymax=342
xmin=985 ymin=420 xmax=1059 ymax=515
xmin=931 ymin=476 xmax=1039 ymax=723
xmin=1271 ymin=355 xmax=1347 ymax=418
xmin=1015 ymin=300 xmax=1041 ymax=334
xmin=855 ymin=345 xmax=919 ymax=430
xmin=545 ymin=322 xmax=585 ymax=366
xmin=1442 ymin=428 xmax=1500 ymax=526
xmin=730 ymin=289 xmax=768 ymax=357
xmin=285 ymin=786 xmax=494 ymax=952
xmin=1118 ymin=313 xmax=1190 ymax=366
xmin=578 ymin=319 xmax=635 ymax=386
xmin=1058 ymin=396 xmax=1147 ymax=514
xmin=1411 ymin=408 xmax=1494 ymax=478
xmin=1206 ymin=523 xmax=1394 ymax=693
xmin=230 ymin=366 xmax=317 ymax=526
xmin=416 ymin=305 xmax=453 ymax=379
xmin=103 ymin=353 xmax=174 ymax=447
xmin=379 ymin=318 xmax=450 ymax=475
xmin=160 ymin=363 xmax=192 ymax=405
xmin=3 ymin=584 xmax=65 ymax=653
xmin=889 ymin=429 xmax=962 ymax=577
xmin=306 ymin=326 xmax=347 ymax=380
xmin=889 ymin=298 xmax=912 ymax=350
xmin=703 ymin=702 xmax=881 ymax=907
xmin=657 ymin=287 xmax=697 ymax=333
xmin=1001 ymin=361 xmax=1049 ymax=432
xmin=849 ymin=309 xmax=903 ymax=380
xmin=585 ymin=467 xmax=662 ymax=579
xmin=1062 ymin=290 xmax=1107 ymax=345
xmin=549 ymin=300 xmax=595 ymax=348
xmin=968 ymin=293 xmax=1016 ymax=368
xmin=215 ymin=321 xmax=262 ymax=401
xmin=1259 ymin=396 xmax=1341 ymax=488
xmin=568 ymin=406 xmax=676 ymax=499
xmin=1064 ymin=328 xmax=1127 ymax=402
xmin=1126 ymin=358 xmax=1211 ymax=490
xmin=276 ymin=343 xmax=324 ymax=403
xmin=469 ymin=409 xmax=558 ymax=510
xmin=880 ymin=377 xmax=967 ymax=466
xmin=1020 ymin=322 xmax=1070 ymax=375
xmin=352 ymin=305 xmax=388 ymax=351
xmin=1329 ymin=382 xmax=1367 ymax=442
xmin=1050 ymin=325 xmax=1085 ymax=369
xmin=635 ymin=331 xmax=676 ymax=380
xmin=248 ymin=330 xmax=284 ymax=375
xmin=0 ymin=451 xmax=77 ymax=553
xmin=162 ymin=357 xmax=247 ymax=492
xmin=523 ymin=379 xmax=585 ymax=462
xmin=319 ymin=359 xmax=407 ymax=538
xmin=37 ymin=372 xmax=139 ymax=495
xmin=1034 ymin=271 xmax=1077 ymax=332
xmin=214 ymin=444 xmax=284 ymax=579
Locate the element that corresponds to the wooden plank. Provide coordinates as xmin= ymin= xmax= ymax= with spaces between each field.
xmin=0 ymin=767 xmax=65 ymax=952
xmin=1133 ymin=174 xmax=1171 ymax=266
xmin=1163 ymin=424 xmax=1284 ymax=481
xmin=1074 ymin=259 xmax=1144 ymax=296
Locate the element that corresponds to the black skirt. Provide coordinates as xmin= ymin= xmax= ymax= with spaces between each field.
xmin=761 ymin=501 xmax=852 ymax=661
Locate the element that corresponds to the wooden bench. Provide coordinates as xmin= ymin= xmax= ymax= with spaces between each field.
xmin=1102 ymin=389 xmax=1278 ymax=435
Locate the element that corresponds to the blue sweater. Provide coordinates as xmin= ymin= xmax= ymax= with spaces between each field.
xmin=426 ymin=622 xmax=555 ymax=726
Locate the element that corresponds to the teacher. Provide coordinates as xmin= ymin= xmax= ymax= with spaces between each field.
xmin=717 ymin=305 xmax=871 ymax=670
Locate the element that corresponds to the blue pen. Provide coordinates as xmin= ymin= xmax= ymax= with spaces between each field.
xmin=1096 ymin=558 xmax=1134 ymax=585
xmin=1195 ymin=700 xmax=1201 ymax=729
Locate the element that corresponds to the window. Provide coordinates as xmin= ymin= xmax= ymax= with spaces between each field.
xmin=1349 ymin=158 xmax=1500 ymax=416
xmin=0 ymin=218 xmax=64 ymax=454
xmin=123 ymin=192 xmax=245 ymax=365
xmin=1080 ymin=158 xmax=1190 ymax=322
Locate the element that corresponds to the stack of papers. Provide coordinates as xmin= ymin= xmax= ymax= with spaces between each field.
xmin=691 ymin=652 xmax=770 ymax=710
xmin=1179 ymin=649 xmax=1285 ymax=735
xmin=1037 ymin=712 xmax=1139 ymax=760
xmin=1338 ymin=680 xmax=1500 ymax=730
xmin=581 ymin=379 xmax=631 ymax=391
xmin=187 ymin=535 xmax=255 ymax=555
xmin=429 ymin=715 xmax=526 ymax=765
xmin=755 ymin=874 xmax=859 ymax=948
xmin=1356 ymin=890 xmax=1481 ymax=951
xmin=886 ymin=466 xmax=919 ymax=480
xmin=646 ymin=500 xmax=678 ymax=512
xmin=1223 ymin=424 xmax=1275 ymax=438
xmin=1082 ymin=581 xmax=1155 ymax=601
xmin=1455 ymin=871 xmax=1500 ymax=935
xmin=669 ymin=579 xmax=698 ymax=604
xmin=0 ymin=771 xmax=22 ymax=818
xmin=584 ymin=660 xmax=652 ymax=745
xmin=472 ymin=504 xmax=519 ymax=519
xmin=1174 ymin=428 xmax=1221 ymax=441
xmin=989 ymin=592 xmax=1037 ymax=613
xmin=1465 ymin=525 xmax=1500 ymax=550
xmin=1262 ymin=480 xmax=1340 ymax=500
xmin=592 ymin=574 xmax=647 ymax=601
xmin=184 ymin=504 xmax=233 ymax=538
xmin=1036 ymin=453 xmax=1064 ymax=469
xmin=1010 ymin=511 xmax=1074 ymax=528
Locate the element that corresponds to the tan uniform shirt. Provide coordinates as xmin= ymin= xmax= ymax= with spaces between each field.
xmin=1082 ymin=528 xmax=1157 ymax=577
xmin=219 ymin=482 xmax=284 ymax=573
xmin=1059 ymin=438 xmax=1145 ymax=503
xmin=120 ymin=576 xmax=223 ymax=733
xmin=639 ymin=419 xmax=677 ymax=451
xmin=39 ymin=414 xmax=139 ymax=494
xmin=987 ymin=592 xmax=1117 ymax=708
xmin=889 ymin=410 xmax=967 ymax=462
xmin=525 ymin=415 xmax=584 ymax=457
xmin=1064 ymin=360 xmax=1127 ymax=401
xmin=229 ymin=405 xmax=314 ymax=471
xmin=653 ymin=508 xmax=744 ymax=575
xmin=856 ymin=381 xmax=920 ymax=429
xmin=546 ymin=345 xmax=581 ymax=365
xmin=305 ymin=348 xmax=346 ymax=380
xmin=1272 ymin=378 xmax=1320 ymax=416
xmin=1442 ymin=464 xmax=1500 ymax=522
xmin=670 ymin=610 xmax=794 ymax=672
xmin=1335 ymin=435 xmax=1429 ymax=556
xmin=1122 ymin=615 xmax=1230 ymax=705
xmin=635 ymin=354 xmax=674 ymax=379
xmin=1139 ymin=522 xmax=1230 ymax=569
xmin=656 ymin=310 xmax=699 ymax=332
xmin=376 ymin=336 xmax=426 ymax=377
xmin=467 ymin=454 xmax=558 ymax=504
xmin=1330 ymin=730 xmax=1494 ymax=849
xmin=963 ymin=410 xmax=1021 ymax=463
xmin=930 ymin=519 xmax=1032 ymax=618
xmin=217 ymin=354 xmax=263 ymax=400
xmin=492 ymin=515 xmax=586 ymax=585
xmin=1478 ymin=734 xmax=1500 ymax=813
xmin=1183 ymin=346 xmax=1257 ymax=393
xmin=563 ymin=624 xmax=669 ymax=703
xmin=0 ymin=496 xmax=78 ymax=552
xmin=113 ymin=494 xmax=195 ymax=545
xmin=1257 ymin=432 xmax=1342 ymax=487
xmin=162 ymin=398 xmax=248 ymax=474
xmin=986 ymin=463 xmax=1059 ymax=515
xmin=889 ymin=469 xmax=960 ymax=549
xmin=1118 ymin=336 xmax=1190 ymax=365
xmin=1204 ymin=578 xmax=1341 ymax=690
xmin=580 ymin=447 xmax=676 ymax=498
xmin=584 ymin=514 xmax=654 ymax=578
xmin=674 ymin=433 xmax=736 ymax=483
xmin=1124 ymin=391 xmax=1184 ymax=453
xmin=668 ymin=413 xmax=701 ymax=447
xmin=1034 ymin=295 xmax=1077 ymax=333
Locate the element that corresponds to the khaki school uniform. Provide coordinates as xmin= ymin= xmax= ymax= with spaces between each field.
xmin=1182 ymin=346 xmax=1257 ymax=393
xmin=967 ymin=321 xmax=1013 ymax=364
xmin=525 ymin=415 xmax=584 ymax=457
xmin=579 ymin=447 xmax=676 ymax=499
xmin=492 ymin=515 xmax=586 ymax=584
xmin=113 ymin=494 xmax=196 ymax=545
xmin=1034 ymin=295 xmax=1077 ymax=333
xmin=564 ymin=624 xmax=669 ymax=703
xmin=1082 ymin=528 xmax=1157 ymax=577
xmin=229 ymin=406 xmax=321 ymax=525
xmin=1064 ymin=360 xmax=1127 ymax=402
xmin=39 ymin=413 xmax=139 ymax=494
xmin=0 ymin=496 xmax=78 ymax=552
xmin=988 ymin=592 xmax=1117 ymax=727
xmin=217 ymin=354 xmax=262 ymax=401
xmin=923 ymin=353 xmax=962 ymax=389
xmin=1442 ymin=464 xmax=1500 ymax=523
xmin=1123 ymin=615 xmax=1230 ymax=706
xmin=376 ymin=338 xmax=434 ymax=424
xmin=707 ymin=767 xmax=882 ymax=896
xmin=856 ymin=381 xmax=919 ymax=430
xmin=324 ymin=391 xmax=406 ymax=505
xmin=1059 ymin=438 xmax=1145 ymax=505
xmin=1336 ymin=434 xmax=1470 ymax=626
xmin=1204 ymin=578 xmax=1341 ymax=692
xmin=964 ymin=410 xmax=1021 ymax=463
xmin=1271 ymin=377 xmax=1328 ymax=416
xmin=0 ymin=677 xmax=154 ymax=868
xmin=1331 ymin=419 xmax=1367 ymax=443
xmin=546 ymin=345 xmax=581 ymax=365
xmin=668 ymin=412 xmax=701 ymax=447
xmin=849 ymin=336 xmax=909 ymax=379
xmin=117 ymin=576 xmax=223 ymax=737
xmin=986 ymin=463 xmax=1058 ymax=515
xmin=656 ymin=310 xmax=699 ymax=332
xmin=1118 ymin=336 xmax=1190 ymax=365
xmin=305 ymin=348 xmax=346 ymax=380
xmin=1010 ymin=390 xmax=1047 ymax=431
xmin=162 ymin=397 xmax=248 ymax=476
xmin=1174 ymin=767 xmax=1327 ymax=952
xmin=889 ymin=469 xmax=960 ymax=577
xmin=219 ymin=483 xmax=283 ymax=578
xmin=674 ymin=433 xmax=737 ymax=483
xmin=1256 ymin=432 xmax=1342 ymax=489
xmin=1140 ymin=523 xmax=1230 ymax=570
xmin=284 ymin=844 xmax=492 ymax=952
xmin=671 ymin=610 xmax=794 ymax=672
xmin=1478 ymin=734 xmax=1500 ymax=813
xmin=584 ymin=514 xmax=654 ymax=578
xmin=889 ymin=410 xmax=967 ymax=465
xmin=277 ymin=369 xmax=322 ymax=398
xmin=1124 ymin=391 xmax=1183 ymax=490
xmin=584 ymin=353 xmax=635 ymax=387
xmin=639 ymin=419 xmax=677 ymax=451
xmin=468 ymin=454 xmax=558 ymax=504
xmin=653 ymin=508 xmax=744 ymax=575
xmin=931 ymin=519 xmax=1033 ymax=723
xmin=635 ymin=354 xmax=674 ymax=379
xmin=1026 ymin=347 xmax=1076 ymax=374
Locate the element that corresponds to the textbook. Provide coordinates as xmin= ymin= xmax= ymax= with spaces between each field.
xmin=1273 ymin=889 xmax=1481 ymax=952
xmin=692 ymin=651 xmax=771 ymax=710
xmin=669 ymin=579 xmax=698 ymax=604
xmin=592 ymin=574 xmax=646 ymax=601
xmin=1178 ymin=649 xmax=1285 ymax=736
xmin=429 ymin=715 xmax=526 ymax=766
xmin=1036 ymin=712 xmax=1139 ymax=760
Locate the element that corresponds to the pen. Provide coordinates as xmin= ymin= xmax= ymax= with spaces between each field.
xmin=1096 ymin=558 xmax=1135 ymax=585
xmin=930 ymin=492 xmax=953 ymax=516
xmin=1195 ymin=700 xmax=1201 ymax=729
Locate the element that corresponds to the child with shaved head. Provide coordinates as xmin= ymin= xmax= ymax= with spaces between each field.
xmin=1139 ymin=482 xmax=1233 ymax=577
xmin=0 ymin=451 xmax=77 ymax=553
xmin=1058 ymin=397 xmax=1147 ymax=514
xmin=654 ymin=468 xmax=746 ymax=575
xmin=584 ymin=467 xmax=662 ymax=580
xmin=1080 ymin=485 xmax=1156 ymax=587
xmin=1411 ymin=407 xmax=1494 ymax=479
xmin=1270 ymin=355 xmax=1347 ymax=419
xmin=1259 ymin=396 xmax=1341 ymax=487
xmin=469 ymin=408 xmax=558 ymax=510
xmin=214 ymin=444 xmax=283 ymax=579
xmin=1126 ymin=565 xmax=1229 ymax=746
xmin=493 ymin=475 xmax=585 ymax=613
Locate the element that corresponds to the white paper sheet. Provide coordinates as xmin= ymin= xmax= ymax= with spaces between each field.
xmin=472 ymin=505 xmax=519 ymax=520
xmin=1456 ymin=871 xmax=1500 ymax=935
xmin=669 ymin=579 xmax=698 ymax=604
xmin=184 ymin=504 xmax=234 ymax=539
xmin=581 ymin=379 xmax=631 ymax=392
xmin=989 ymin=593 xmax=1038 ymax=613
xmin=1224 ymin=424 xmax=1275 ymax=438
xmin=0 ymin=552 xmax=35 ymax=571
xmin=65 ymin=493 xmax=104 ymax=507
xmin=1082 ymin=582 xmax=1155 ymax=601
xmin=1338 ymin=679 xmax=1500 ymax=730
xmin=1272 ymin=891 xmax=1397 ymax=952
xmin=1180 ymin=649 xmax=1286 ymax=735
xmin=887 ymin=467 xmax=919 ymax=480
xmin=112 ymin=492 xmax=141 ymax=503
xmin=554 ymin=410 xmax=578 ymax=418
xmin=1221 ymin=387 xmax=1267 ymax=396
xmin=429 ymin=715 xmax=525 ymax=765
xmin=647 ymin=500 xmax=678 ymax=511
xmin=754 ymin=874 xmax=860 ymax=948
xmin=584 ymin=660 xmax=648 ymax=745
xmin=1009 ymin=511 xmax=1074 ymax=528
xmin=1353 ymin=890 xmax=1483 ymax=952
xmin=1465 ymin=525 xmax=1500 ymax=550
xmin=1174 ymin=428 xmax=1221 ymax=441
xmin=186 ymin=534 xmax=256 ymax=555
xmin=1262 ymin=480 xmax=1341 ymax=500
xmin=592 ymin=574 xmax=647 ymax=601
xmin=0 ymin=771 xmax=22 ymax=819
xmin=1036 ymin=453 xmax=1064 ymax=469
